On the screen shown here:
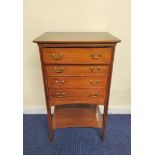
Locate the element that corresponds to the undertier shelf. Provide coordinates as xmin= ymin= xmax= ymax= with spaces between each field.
xmin=52 ymin=104 xmax=103 ymax=129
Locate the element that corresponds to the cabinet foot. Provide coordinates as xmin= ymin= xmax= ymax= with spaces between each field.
xmin=50 ymin=132 xmax=53 ymax=143
xmin=101 ymin=132 xmax=105 ymax=142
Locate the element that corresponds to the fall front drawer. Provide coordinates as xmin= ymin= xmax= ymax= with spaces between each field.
xmin=49 ymin=89 xmax=106 ymax=105
xmin=47 ymin=77 xmax=108 ymax=88
xmin=45 ymin=65 xmax=109 ymax=76
xmin=42 ymin=48 xmax=112 ymax=64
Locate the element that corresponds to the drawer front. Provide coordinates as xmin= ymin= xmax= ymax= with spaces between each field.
xmin=45 ymin=65 xmax=109 ymax=77
xmin=47 ymin=77 xmax=107 ymax=88
xmin=42 ymin=48 xmax=112 ymax=64
xmin=49 ymin=89 xmax=106 ymax=105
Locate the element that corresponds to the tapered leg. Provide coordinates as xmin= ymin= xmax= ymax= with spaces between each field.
xmin=39 ymin=46 xmax=54 ymax=143
xmin=49 ymin=114 xmax=53 ymax=143
xmin=47 ymin=108 xmax=53 ymax=143
xmin=101 ymin=46 xmax=115 ymax=142
xmin=101 ymin=105 xmax=108 ymax=142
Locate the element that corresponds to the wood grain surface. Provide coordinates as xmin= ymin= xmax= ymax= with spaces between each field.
xmin=52 ymin=104 xmax=102 ymax=129
xmin=49 ymin=88 xmax=106 ymax=105
xmin=42 ymin=48 xmax=112 ymax=64
xmin=33 ymin=32 xmax=121 ymax=142
xmin=45 ymin=65 xmax=109 ymax=77
xmin=33 ymin=32 xmax=121 ymax=44
xmin=47 ymin=77 xmax=108 ymax=89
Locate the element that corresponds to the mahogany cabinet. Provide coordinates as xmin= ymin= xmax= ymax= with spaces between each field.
xmin=33 ymin=32 xmax=121 ymax=143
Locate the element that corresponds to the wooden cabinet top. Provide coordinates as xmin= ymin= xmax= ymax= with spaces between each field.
xmin=33 ymin=32 xmax=121 ymax=44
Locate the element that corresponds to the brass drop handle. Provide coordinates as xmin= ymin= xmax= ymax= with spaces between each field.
xmin=55 ymin=80 xmax=65 ymax=86
xmin=90 ymin=66 xmax=101 ymax=73
xmin=90 ymin=80 xmax=100 ymax=86
xmin=53 ymin=66 xmax=64 ymax=73
xmin=56 ymin=92 xmax=66 ymax=98
xmin=51 ymin=53 xmax=63 ymax=60
xmin=91 ymin=53 xmax=102 ymax=59
xmin=89 ymin=93 xmax=99 ymax=98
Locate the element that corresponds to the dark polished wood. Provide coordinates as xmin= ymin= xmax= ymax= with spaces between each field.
xmin=33 ymin=32 xmax=120 ymax=143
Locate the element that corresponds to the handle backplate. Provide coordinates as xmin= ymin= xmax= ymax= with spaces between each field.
xmin=91 ymin=53 xmax=102 ymax=59
xmin=89 ymin=93 xmax=99 ymax=98
xmin=56 ymin=92 xmax=66 ymax=98
xmin=55 ymin=80 xmax=65 ymax=86
xmin=89 ymin=80 xmax=100 ymax=86
xmin=51 ymin=53 xmax=63 ymax=60
xmin=90 ymin=66 xmax=101 ymax=73
xmin=53 ymin=66 xmax=64 ymax=73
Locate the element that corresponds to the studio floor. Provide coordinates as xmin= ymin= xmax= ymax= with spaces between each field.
xmin=23 ymin=114 xmax=131 ymax=155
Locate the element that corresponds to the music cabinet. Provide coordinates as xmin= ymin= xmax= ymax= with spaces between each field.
xmin=33 ymin=32 xmax=121 ymax=142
